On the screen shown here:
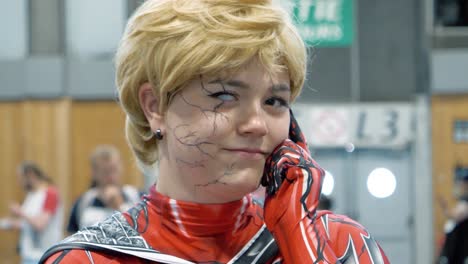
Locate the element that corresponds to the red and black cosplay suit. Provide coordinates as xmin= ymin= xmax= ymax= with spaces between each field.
xmin=40 ymin=114 xmax=390 ymax=264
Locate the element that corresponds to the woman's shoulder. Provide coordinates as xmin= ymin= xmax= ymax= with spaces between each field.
xmin=40 ymin=210 xmax=163 ymax=263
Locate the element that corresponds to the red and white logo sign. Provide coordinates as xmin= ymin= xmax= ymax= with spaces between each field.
xmin=309 ymin=109 xmax=349 ymax=146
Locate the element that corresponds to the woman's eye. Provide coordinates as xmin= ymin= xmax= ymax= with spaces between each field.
xmin=265 ymin=97 xmax=289 ymax=108
xmin=209 ymin=91 xmax=237 ymax=102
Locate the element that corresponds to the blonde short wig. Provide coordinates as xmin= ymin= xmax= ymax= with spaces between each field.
xmin=116 ymin=0 xmax=307 ymax=165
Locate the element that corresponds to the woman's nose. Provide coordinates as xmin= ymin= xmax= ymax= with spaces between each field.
xmin=237 ymin=106 xmax=269 ymax=137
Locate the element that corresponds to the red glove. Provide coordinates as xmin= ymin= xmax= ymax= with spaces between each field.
xmin=261 ymin=111 xmax=338 ymax=263
xmin=261 ymin=110 xmax=324 ymax=223
xmin=261 ymin=111 xmax=390 ymax=264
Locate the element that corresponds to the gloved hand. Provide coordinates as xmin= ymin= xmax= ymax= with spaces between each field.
xmin=261 ymin=110 xmax=336 ymax=263
xmin=261 ymin=111 xmax=390 ymax=264
xmin=261 ymin=110 xmax=324 ymax=226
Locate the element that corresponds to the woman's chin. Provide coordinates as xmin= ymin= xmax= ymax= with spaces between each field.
xmin=196 ymin=172 xmax=261 ymax=203
xmin=218 ymin=172 xmax=262 ymax=200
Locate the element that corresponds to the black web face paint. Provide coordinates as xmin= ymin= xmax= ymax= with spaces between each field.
xmin=168 ymin=75 xmax=239 ymax=188
xmin=172 ymin=123 xmax=215 ymax=159
xmin=194 ymin=162 xmax=237 ymax=188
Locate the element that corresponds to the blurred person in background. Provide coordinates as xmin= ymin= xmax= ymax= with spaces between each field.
xmin=438 ymin=165 xmax=468 ymax=263
xmin=67 ymin=145 xmax=141 ymax=234
xmin=41 ymin=0 xmax=389 ymax=263
xmin=0 ymin=161 xmax=62 ymax=264
xmin=439 ymin=165 xmax=468 ymax=228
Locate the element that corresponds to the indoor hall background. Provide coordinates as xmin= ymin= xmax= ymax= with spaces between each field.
xmin=1 ymin=0 xmax=468 ymax=263
xmin=292 ymin=98 xmax=431 ymax=264
xmin=313 ymin=147 xmax=414 ymax=264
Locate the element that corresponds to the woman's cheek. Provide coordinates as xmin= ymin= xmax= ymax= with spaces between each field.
xmin=273 ymin=117 xmax=290 ymax=144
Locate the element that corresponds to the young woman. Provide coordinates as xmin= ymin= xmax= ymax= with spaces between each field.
xmin=41 ymin=0 xmax=389 ymax=263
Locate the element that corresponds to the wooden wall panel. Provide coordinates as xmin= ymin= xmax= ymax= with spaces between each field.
xmin=70 ymin=101 xmax=143 ymax=203
xmin=432 ymin=95 xmax=468 ymax=252
xmin=0 ymin=103 xmax=23 ymax=264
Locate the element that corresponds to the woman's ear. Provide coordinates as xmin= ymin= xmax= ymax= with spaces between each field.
xmin=138 ymin=83 xmax=165 ymax=132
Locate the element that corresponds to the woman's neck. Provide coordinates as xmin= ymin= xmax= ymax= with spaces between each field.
xmin=156 ymin=157 xmax=252 ymax=204
xmin=148 ymin=186 xmax=252 ymax=237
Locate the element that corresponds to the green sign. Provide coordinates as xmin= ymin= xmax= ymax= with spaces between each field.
xmin=276 ymin=0 xmax=354 ymax=47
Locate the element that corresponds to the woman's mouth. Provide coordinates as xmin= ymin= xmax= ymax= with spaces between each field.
xmin=224 ymin=148 xmax=267 ymax=160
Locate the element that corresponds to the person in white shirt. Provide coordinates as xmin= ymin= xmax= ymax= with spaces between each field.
xmin=0 ymin=161 xmax=63 ymax=264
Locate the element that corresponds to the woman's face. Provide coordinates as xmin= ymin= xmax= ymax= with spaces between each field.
xmin=157 ymin=61 xmax=291 ymax=203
